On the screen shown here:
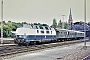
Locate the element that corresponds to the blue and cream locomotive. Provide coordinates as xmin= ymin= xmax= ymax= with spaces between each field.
xmin=14 ymin=24 xmax=56 ymax=45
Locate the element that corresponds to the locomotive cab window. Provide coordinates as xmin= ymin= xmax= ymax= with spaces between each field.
xmin=39 ymin=26 xmax=43 ymax=29
xmin=45 ymin=27 xmax=49 ymax=30
xmin=49 ymin=27 xmax=51 ymax=30
xmin=35 ymin=26 xmax=38 ymax=29
xmin=31 ymin=24 xmax=33 ymax=28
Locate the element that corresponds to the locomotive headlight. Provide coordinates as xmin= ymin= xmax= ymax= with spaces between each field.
xmin=23 ymin=39 xmax=26 ymax=42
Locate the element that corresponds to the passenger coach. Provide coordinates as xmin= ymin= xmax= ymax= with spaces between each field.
xmin=55 ymin=28 xmax=85 ymax=41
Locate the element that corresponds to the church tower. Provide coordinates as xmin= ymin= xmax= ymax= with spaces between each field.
xmin=68 ymin=8 xmax=73 ymax=28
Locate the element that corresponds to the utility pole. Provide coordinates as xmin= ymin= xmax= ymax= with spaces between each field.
xmin=1 ymin=0 xmax=3 ymax=44
xmin=84 ymin=0 xmax=86 ymax=47
xmin=62 ymin=15 xmax=65 ymax=29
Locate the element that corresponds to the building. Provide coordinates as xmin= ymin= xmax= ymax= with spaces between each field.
xmin=68 ymin=8 xmax=73 ymax=29
xmin=68 ymin=22 xmax=90 ymax=39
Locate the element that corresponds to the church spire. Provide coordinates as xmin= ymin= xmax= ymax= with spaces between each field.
xmin=68 ymin=8 xmax=73 ymax=29
xmin=70 ymin=8 xmax=71 ymax=15
xmin=69 ymin=8 xmax=72 ymax=20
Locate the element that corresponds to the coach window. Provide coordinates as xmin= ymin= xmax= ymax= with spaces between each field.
xmin=41 ymin=31 xmax=44 ymax=33
xmin=75 ymin=32 xmax=77 ymax=35
xmin=68 ymin=32 xmax=69 ymax=35
xmin=61 ymin=32 xmax=62 ymax=34
xmin=64 ymin=32 xmax=67 ymax=35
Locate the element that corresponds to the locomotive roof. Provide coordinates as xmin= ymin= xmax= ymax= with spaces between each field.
xmin=18 ymin=24 xmax=49 ymax=27
xmin=18 ymin=24 xmax=54 ymax=30
xmin=55 ymin=28 xmax=84 ymax=33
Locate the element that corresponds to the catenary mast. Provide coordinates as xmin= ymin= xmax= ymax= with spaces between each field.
xmin=1 ymin=0 xmax=3 ymax=44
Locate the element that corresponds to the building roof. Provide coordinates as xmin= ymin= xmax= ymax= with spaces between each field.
xmin=68 ymin=22 xmax=90 ymax=31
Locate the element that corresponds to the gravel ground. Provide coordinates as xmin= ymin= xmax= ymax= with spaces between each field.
xmin=62 ymin=46 xmax=90 ymax=60
xmin=1 ymin=41 xmax=90 ymax=60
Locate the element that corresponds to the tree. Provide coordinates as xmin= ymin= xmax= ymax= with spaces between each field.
xmin=7 ymin=21 xmax=12 ymax=31
xmin=12 ymin=22 xmax=19 ymax=31
xmin=57 ymin=19 xmax=62 ymax=28
xmin=51 ymin=18 xmax=57 ymax=28
xmin=0 ymin=20 xmax=22 ymax=37
xmin=3 ymin=25 xmax=10 ymax=37
xmin=22 ymin=22 xmax=27 ymax=24
xmin=3 ymin=21 xmax=6 ymax=25
xmin=64 ymin=21 xmax=68 ymax=29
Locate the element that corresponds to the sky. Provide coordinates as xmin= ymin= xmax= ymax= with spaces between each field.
xmin=0 ymin=0 xmax=90 ymax=26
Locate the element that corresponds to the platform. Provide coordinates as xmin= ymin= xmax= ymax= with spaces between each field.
xmin=0 ymin=44 xmax=16 ymax=46
xmin=0 ymin=38 xmax=14 ymax=40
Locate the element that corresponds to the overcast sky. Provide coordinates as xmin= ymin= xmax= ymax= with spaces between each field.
xmin=0 ymin=0 xmax=90 ymax=25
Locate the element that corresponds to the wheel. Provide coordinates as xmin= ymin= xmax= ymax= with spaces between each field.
xmin=18 ymin=43 xmax=22 ymax=46
xmin=36 ymin=41 xmax=39 ymax=44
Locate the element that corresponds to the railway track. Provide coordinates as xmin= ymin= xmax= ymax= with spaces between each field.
xmin=0 ymin=39 xmax=88 ymax=58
